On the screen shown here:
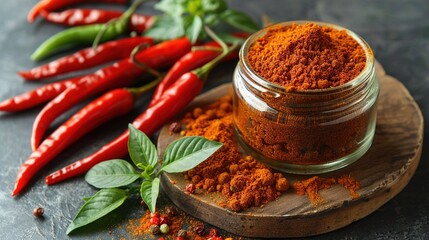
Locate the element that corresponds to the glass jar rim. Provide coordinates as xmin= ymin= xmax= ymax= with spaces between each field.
xmin=239 ymin=20 xmax=375 ymax=95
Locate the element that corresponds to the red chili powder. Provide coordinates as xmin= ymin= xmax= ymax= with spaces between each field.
xmin=248 ymin=23 xmax=366 ymax=91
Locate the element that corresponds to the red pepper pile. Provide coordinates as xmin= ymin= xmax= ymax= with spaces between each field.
xmin=5 ymin=0 xmax=247 ymax=196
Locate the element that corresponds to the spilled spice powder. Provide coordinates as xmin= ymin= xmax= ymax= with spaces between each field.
xmin=293 ymin=175 xmax=361 ymax=205
xmin=337 ymin=174 xmax=361 ymax=199
xmin=181 ymin=94 xmax=289 ymax=211
xmin=293 ymin=176 xmax=336 ymax=205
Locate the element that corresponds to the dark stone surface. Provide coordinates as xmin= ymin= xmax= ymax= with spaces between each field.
xmin=0 ymin=0 xmax=428 ymax=239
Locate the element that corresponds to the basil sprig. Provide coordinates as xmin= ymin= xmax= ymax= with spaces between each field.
xmin=67 ymin=124 xmax=222 ymax=234
xmin=145 ymin=0 xmax=259 ymax=43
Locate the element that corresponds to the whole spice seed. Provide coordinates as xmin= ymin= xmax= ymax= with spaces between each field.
xmin=193 ymin=224 xmax=205 ymax=235
xmin=177 ymin=229 xmax=187 ymax=237
xmin=160 ymin=224 xmax=170 ymax=234
xmin=150 ymin=224 xmax=161 ymax=235
xmin=33 ymin=207 xmax=44 ymax=218
xmin=165 ymin=206 xmax=178 ymax=217
xmin=185 ymin=183 xmax=195 ymax=194
xmin=169 ymin=122 xmax=182 ymax=133
xmin=209 ymin=228 xmax=218 ymax=237
xmin=150 ymin=216 xmax=160 ymax=226
xmin=159 ymin=216 xmax=170 ymax=225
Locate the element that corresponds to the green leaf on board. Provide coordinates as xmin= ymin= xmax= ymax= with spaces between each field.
xmin=160 ymin=136 xmax=222 ymax=173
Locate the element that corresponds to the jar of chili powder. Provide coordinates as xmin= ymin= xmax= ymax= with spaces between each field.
xmin=233 ymin=21 xmax=379 ymax=174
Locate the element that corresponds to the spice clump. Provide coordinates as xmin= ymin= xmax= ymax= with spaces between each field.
xmin=248 ymin=23 xmax=366 ymax=91
xmin=181 ymin=94 xmax=289 ymax=211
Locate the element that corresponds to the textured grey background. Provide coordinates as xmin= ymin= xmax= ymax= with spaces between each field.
xmin=0 ymin=0 xmax=428 ymax=239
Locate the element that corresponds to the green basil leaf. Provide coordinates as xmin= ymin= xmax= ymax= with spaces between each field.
xmin=204 ymin=13 xmax=220 ymax=26
xmin=154 ymin=0 xmax=188 ymax=16
xmin=85 ymin=159 xmax=140 ymax=188
xmin=187 ymin=0 xmax=203 ymax=16
xmin=220 ymin=9 xmax=259 ymax=33
xmin=144 ymin=15 xmax=185 ymax=41
xmin=160 ymin=136 xmax=222 ymax=173
xmin=67 ymin=188 xmax=128 ymax=234
xmin=128 ymin=124 xmax=158 ymax=169
xmin=202 ymin=0 xmax=227 ymax=14
xmin=140 ymin=178 xmax=160 ymax=213
xmin=218 ymin=33 xmax=247 ymax=45
xmin=184 ymin=15 xmax=203 ymax=43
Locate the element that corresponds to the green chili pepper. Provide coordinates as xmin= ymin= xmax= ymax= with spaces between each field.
xmin=31 ymin=0 xmax=145 ymax=61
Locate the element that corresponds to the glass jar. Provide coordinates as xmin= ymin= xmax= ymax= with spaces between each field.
xmin=233 ymin=21 xmax=379 ymax=174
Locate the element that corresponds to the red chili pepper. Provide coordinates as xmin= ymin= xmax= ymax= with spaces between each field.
xmin=39 ymin=9 xmax=155 ymax=34
xmin=12 ymin=88 xmax=134 ymax=196
xmin=18 ymin=37 xmax=154 ymax=81
xmin=0 ymin=77 xmax=81 ymax=112
xmin=31 ymin=38 xmax=192 ymax=151
xmin=46 ymin=70 xmax=205 ymax=185
xmin=149 ymin=41 xmax=240 ymax=106
xmin=27 ymin=0 xmax=129 ymax=23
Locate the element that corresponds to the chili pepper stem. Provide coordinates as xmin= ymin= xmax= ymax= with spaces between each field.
xmin=193 ymin=26 xmax=238 ymax=80
xmin=131 ymin=43 xmax=163 ymax=78
xmin=128 ymin=77 xmax=162 ymax=97
xmin=191 ymin=46 xmax=223 ymax=52
xmin=92 ymin=0 xmax=148 ymax=49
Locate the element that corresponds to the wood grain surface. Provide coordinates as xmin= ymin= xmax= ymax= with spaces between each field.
xmin=157 ymin=62 xmax=424 ymax=238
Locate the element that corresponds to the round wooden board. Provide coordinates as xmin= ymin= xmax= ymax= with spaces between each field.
xmin=157 ymin=62 xmax=424 ymax=238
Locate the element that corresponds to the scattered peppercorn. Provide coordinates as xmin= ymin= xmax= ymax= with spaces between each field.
xmin=165 ymin=206 xmax=178 ymax=216
xmin=150 ymin=224 xmax=161 ymax=235
xmin=150 ymin=216 xmax=160 ymax=226
xmin=177 ymin=229 xmax=187 ymax=238
xmin=193 ymin=224 xmax=205 ymax=235
xmin=159 ymin=215 xmax=169 ymax=225
xmin=33 ymin=207 xmax=44 ymax=218
xmin=209 ymin=228 xmax=219 ymax=237
xmin=160 ymin=223 xmax=170 ymax=234
xmin=186 ymin=183 xmax=195 ymax=194
xmin=169 ymin=122 xmax=182 ymax=133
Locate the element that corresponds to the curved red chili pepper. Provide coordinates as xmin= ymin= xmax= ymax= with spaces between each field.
xmin=0 ymin=76 xmax=81 ymax=112
xmin=18 ymin=37 xmax=154 ymax=81
xmin=31 ymin=38 xmax=192 ymax=151
xmin=12 ymin=88 xmax=134 ymax=196
xmin=45 ymin=71 xmax=204 ymax=185
xmin=39 ymin=9 xmax=155 ymax=34
xmin=149 ymin=41 xmax=240 ymax=106
xmin=28 ymin=0 xmax=129 ymax=23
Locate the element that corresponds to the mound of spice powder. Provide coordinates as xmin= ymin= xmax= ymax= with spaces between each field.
xmin=180 ymin=94 xmax=289 ymax=211
xmin=247 ymin=23 xmax=366 ymax=91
